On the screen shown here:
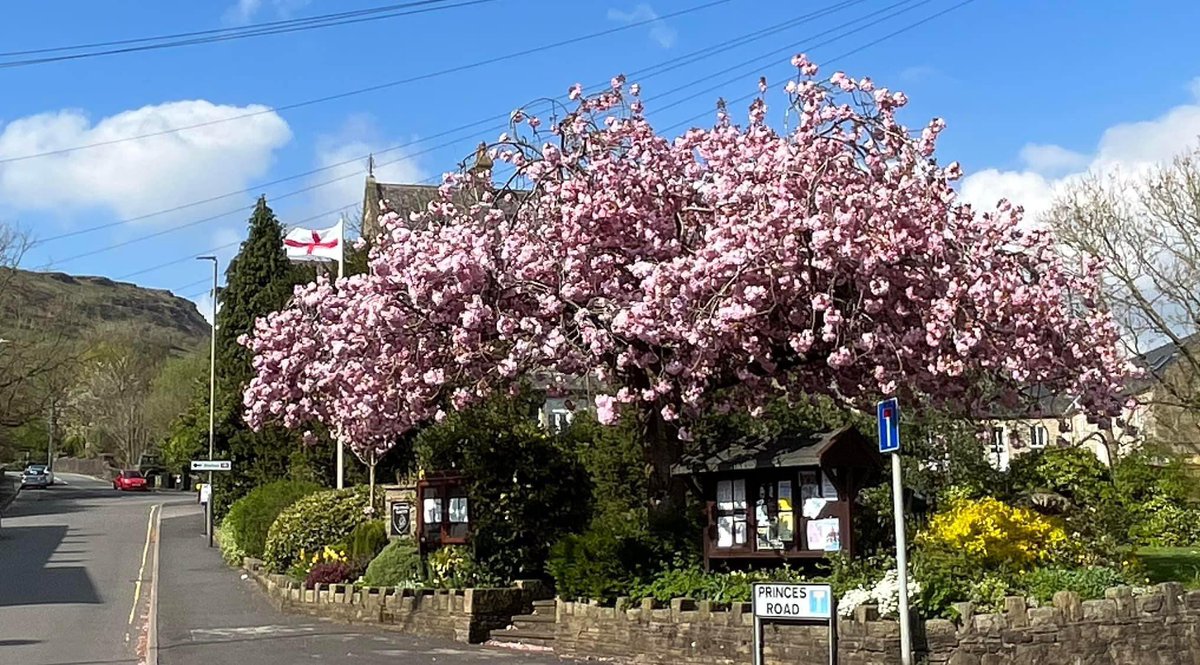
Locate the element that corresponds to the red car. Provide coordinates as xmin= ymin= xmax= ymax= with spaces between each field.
xmin=113 ymin=470 xmax=148 ymax=491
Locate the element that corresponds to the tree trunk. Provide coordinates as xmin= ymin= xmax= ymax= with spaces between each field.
xmin=641 ymin=407 xmax=688 ymax=515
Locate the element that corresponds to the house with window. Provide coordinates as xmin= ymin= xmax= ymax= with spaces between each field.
xmin=673 ymin=426 xmax=881 ymax=570
xmin=984 ymin=335 xmax=1200 ymax=469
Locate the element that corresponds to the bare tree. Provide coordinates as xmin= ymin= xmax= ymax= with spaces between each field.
xmin=72 ymin=324 xmax=171 ymax=465
xmin=1046 ymin=150 xmax=1200 ymax=452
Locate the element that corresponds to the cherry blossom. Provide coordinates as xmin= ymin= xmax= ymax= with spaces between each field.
xmin=241 ymin=55 xmax=1131 ymax=464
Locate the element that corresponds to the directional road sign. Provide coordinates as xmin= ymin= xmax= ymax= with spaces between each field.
xmin=191 ymin=460 xmax=232 ymax=472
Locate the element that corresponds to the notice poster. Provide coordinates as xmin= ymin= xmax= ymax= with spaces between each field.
xmin=799 ymin=470 xmax=820 ymax=501
xmin=821 ymin=472 xmax=838 ymax=499
xmin=806 ymin=518 xmax=841 ymax=552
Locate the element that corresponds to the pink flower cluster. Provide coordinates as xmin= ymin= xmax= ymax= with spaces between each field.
xmin=242 ymin=55 xmax=1131 ymax=458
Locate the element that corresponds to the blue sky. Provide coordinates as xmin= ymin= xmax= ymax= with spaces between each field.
xmin=3 ymin=0 xmax=1200 ymax=314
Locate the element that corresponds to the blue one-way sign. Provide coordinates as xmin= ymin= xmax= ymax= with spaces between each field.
xmin=877 ymin=398 xmax=900 ymax=453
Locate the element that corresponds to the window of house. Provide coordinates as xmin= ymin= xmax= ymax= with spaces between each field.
xmin=754 ymin=480 xmax=795 ymax=550
xmin=1029 ymin=425 xmax=1049 ymax=449
xmin=990 ymin=427 xmax=1010 ymax=470
xmin=715 ymin=479 xmax=747 ymax=548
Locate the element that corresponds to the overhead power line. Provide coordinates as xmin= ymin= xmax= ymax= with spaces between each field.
xmin=64 ymin=0 xmax=976 ymax=281
xmin=0 ymin=0 xmax=730 ymax=165
xmin=651 ymin=0 xmax=935 ymax=115
xmin=38 ymin=0 xmax=870 ymax=246
xmin=661 ymin=0 xmax=981 ymax=133
xmin=0 ymin=0 xmax=498 ymax=69
xmin=0 ymin=0 xmax=472 ymax=59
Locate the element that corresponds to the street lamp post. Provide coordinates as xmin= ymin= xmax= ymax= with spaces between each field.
xmin=197 ymin=256 xmax=218 ymax=549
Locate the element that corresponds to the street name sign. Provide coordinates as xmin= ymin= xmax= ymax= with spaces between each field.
xmin=752 ymin=582 xmax=834 ymax=620
xmin=752 ymin=583 xmax=837 ymax=665
xmin=877 ymin=397 xmax=900 ymax=453
xmin=191 ymin=460 xmax=232 ymax=472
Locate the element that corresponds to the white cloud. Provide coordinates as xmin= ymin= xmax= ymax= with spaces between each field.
xmin=307 ymin=114 xmax=426 ymax=226
xmin=223 ymin=0 xmax=310 ymax=25
xmin=0 ymin=100 xmax=291 ymax=221
xmin=961 ymin=80 xmax=1200 ymax=224
xmin=607 ymin=4 xmax=677 ymax=49
xmin=1018 ymin=144 xmax=1089 ymax=176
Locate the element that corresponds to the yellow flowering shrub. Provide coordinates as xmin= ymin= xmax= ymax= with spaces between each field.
xmin=919 ymin=497 xmax=1068 ymax=569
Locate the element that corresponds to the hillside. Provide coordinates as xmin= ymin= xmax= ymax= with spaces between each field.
xmin=0 ymin=269 xmax=209 ymax=352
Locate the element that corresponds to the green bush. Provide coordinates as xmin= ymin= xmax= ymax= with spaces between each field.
xmin=222 ymin=480 xmax=322 ymax=559
xmin=416 ymin=391 xmax=592 ymax=582
xmin=1006 ymin=446 xmax=1112 ymax=507
xmin=427 ymin=545 xmax=497 ymax=589
xmin=347 ymin=519 xmax=389 ymax=564
xmin=548 ymin=517 xmax=672 ymax=603
xmin=1128 ymin=496 xmax=1200 ymax=547
xmin=216 ymin=525 xmax=246 ymax=566
xmin=1021 ymin=566 xmax=1128 ymax=603
xmin=631 ymin=565 xmax=809 ymax=604
xmin=263 ymin=486 xmax=379 ymax=572
xmin=363 ymin=540 xmax=423 ymax=587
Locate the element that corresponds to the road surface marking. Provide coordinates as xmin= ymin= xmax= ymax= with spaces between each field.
xmin=129 ymin=504 xmax=160 ymax=626
xmin=190 ymin=625 xmax=319 ymax=640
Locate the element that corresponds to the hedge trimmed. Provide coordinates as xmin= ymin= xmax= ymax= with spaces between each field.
xmin=263 ymin=486 xmax=379 ymax=572
xmin=222 ymin=480 xmax=322 ymax=559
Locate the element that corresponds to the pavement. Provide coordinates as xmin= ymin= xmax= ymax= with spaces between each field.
xmin=0 ymin=472 xmax=177 ymax=665
xmin=155 ymin=496 xmax=576 ymax=664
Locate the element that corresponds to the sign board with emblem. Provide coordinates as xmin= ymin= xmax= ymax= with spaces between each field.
xmin=389 ymin=500 xmax=412 ymax=538
xmin=752 ymin=582 xmax=837 ymax=665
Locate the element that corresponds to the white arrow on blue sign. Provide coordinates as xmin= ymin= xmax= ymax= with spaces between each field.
xmin=877 ymin=397 xmax=900 ymax=453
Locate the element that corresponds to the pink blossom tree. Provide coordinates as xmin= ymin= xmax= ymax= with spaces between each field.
xmin=242 ymin=56 xmax=1131 ymax=503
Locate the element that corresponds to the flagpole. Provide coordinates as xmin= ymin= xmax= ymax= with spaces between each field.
xmin=335 ymin=217 xmax=345 ymax=490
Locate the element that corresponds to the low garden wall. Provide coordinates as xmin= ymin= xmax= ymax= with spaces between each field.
xmin=242 ymin=558 xmax=550 ymax=644
xmin=552 ymin=583 xmax=1200 ymax=665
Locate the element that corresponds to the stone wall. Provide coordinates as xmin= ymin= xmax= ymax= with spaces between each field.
xmin=241 ymin=558 xmax=548 ymax=644
xmin=551 ymin=583 xmax=1200 ymax=665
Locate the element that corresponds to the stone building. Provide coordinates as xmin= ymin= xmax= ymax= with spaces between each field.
xmin=985 ymin=335 xmax=1200 ymax=468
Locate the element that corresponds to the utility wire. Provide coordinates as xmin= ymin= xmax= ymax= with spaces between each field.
xmin=0 ymin=0 xmax=729 ymax=165
xmin=66 ymin=0 xmax=969 ymax=279
xmin=0 ymin=1 xmax=497 ymax=70
xmin=38 ymin=0 xmax=868 ymax=245
xmin=660 ymin=0 xmax=980 ymax=134
xmin=651 ymin=0 xmax=934 ymax=115
xmin=0 ymin=0 xmax=472 ymax=58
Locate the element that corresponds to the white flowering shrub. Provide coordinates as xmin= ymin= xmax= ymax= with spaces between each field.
xmin=837 ymin=569 xmax=921 ymax=617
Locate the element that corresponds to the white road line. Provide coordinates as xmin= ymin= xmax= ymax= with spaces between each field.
xmin=129 ymin=504 xmax=160 ymax=626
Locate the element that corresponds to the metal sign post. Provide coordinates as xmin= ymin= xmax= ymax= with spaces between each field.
xmin=752 ymin=582 xmax=837 ymax=665
xmin=191 ymin=460 xmax=232 ymax=548
xmin=877 ymin=398 xmax=912 ymax=665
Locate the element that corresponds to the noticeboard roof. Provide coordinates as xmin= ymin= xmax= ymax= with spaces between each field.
xmin=672 ymin=425 xmax=881 ymax=476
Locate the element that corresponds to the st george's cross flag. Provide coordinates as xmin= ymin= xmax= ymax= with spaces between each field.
xmin=283 ymin=220 xmax=343 ymax=263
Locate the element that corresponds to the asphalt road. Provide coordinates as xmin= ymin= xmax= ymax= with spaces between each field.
xmin=0 ymin=473 xmax=567 ymax=665
xmin=156 ymin=502 xmax=568 ymax=665
xmin=0 ymin=472 xmax=181 ymax=665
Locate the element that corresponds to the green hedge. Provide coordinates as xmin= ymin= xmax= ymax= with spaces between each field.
xmin=263 ymin=486 xmax=379 ymax=572
xmin=347 ymin=519 xmax=389 ymax=564
xmin=222 ymin=480 xmax=322 ymax=558
xmin=363 ymin=540 xmax=422 ymax=587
